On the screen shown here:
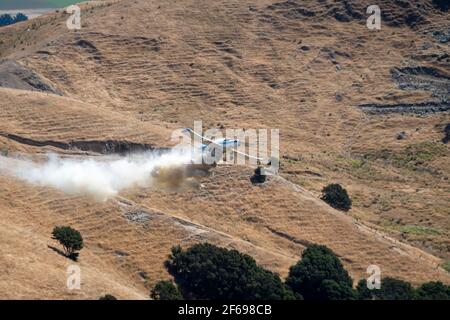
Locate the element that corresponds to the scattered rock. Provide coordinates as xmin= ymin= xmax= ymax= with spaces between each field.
xmin=75 ymin=39 xmax=98 ymax=51
xmin=432 ymin=29 xmax=450 ymax=43
xmin=282 ymin=154 xmax=302 ymax=161
xmin=390 ymin=66 xmax=450 ymax=101
xmin=396 ymin=131 xmax=407 ymax=140
xmin=358 ymin=101 xmax=450 ymax=114
xmin=124 ymin=210 xmax=151 ymax=224
xmin=302 ymin=170 xmax=322 ymax=177
xmin=283 ymin=7 xmax=315 ymax=19
xmin=75 ymin=39 xmax=103 ymax=61
xmin=421 ymin=42 xmax=432 ymax=50
xmin=299 ymin=45 xmax=310 ymax=51
xmin=138 ymin=271 xmax=149 ymax=281
xmin=0 ymin=60 xmax=61 ymax=94
xmin=115 ymin=250 xmax=129 ymax=257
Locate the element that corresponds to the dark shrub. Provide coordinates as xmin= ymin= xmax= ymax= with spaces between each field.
xmin=377 ymin=277 xmax=415 ymax=300
xmin=250 ymin=167 xmax=266 ymax=184
xmin=321 ymin=183 xmax=352 ymax=211
xmin=286 ymin=244 xmax=354 ymax=300
xmin=415 ymin=281 xmax=450 ymax=300
xmin=442 ymin=123 xmax=449 ymax=144
xmin=357 ymin=277 xmax=415 ymax=300
xmin=99 ymin=294 xmax=117 ymax=300
xmin=151 ymin=280 xmax=183 ymax=300
xmin=319 ymin=279 xmax=357 ymax=300
xmin=0 ymin=13 xmax=28 ymax=27
xmin=432 ymin=0 xmax=450 ymax=11
xmin=0 ymin=14 xmax=14 ymax=27
xmin=356 ymin=279 xmax=374 ymax=300
xmin=165 ymin=243 xmax=294 ymax=300
xmin=14 ymin=13 xmax=28 ymax=23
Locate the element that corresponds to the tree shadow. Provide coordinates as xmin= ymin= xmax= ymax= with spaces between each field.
xmin=48 ymin=245 xmax=78 ymax=261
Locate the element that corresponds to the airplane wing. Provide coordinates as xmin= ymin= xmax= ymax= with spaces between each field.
xmin=183 ymin=128 xmax=266 ymax=162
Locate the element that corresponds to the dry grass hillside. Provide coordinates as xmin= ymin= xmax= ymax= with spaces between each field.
xmin=0 ymin=0 xmax=449 ymax=299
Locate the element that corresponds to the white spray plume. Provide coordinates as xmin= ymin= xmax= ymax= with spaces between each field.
xmin=0 ymin=147 xmax=198 ymax=202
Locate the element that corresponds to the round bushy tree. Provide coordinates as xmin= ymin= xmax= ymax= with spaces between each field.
xmin=165 ymin=243 xmax=295 ymax=300
xmin=415 ymin=281 xmax=450 ymax=300
xmin=285 ymin=244 xmax=354 ymax=300
xmin=151 ymin=280 xmax=183 ymax=300
xmin=52 ymin=226 xmax=84 ymax=260
xmin=0 ymin=14 xmax=14 ymax=27
xmin=14 ymin=13 xmax=28 ymax=23
xmin=377 ymin=277 xmax=415 ymax=300
xmin=357 ymin=277 xmax=415 ymax=300
xmin=319 ymin=279 xmax=357 ymax=300
xmin=321 ymin=183 xmax=352 ymax=211
xmin=356 ymin=279 xmax=374 ymax=300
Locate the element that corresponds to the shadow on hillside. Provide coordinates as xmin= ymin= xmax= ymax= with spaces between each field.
xmin=48 ymin=245 xmax=78 ymax=261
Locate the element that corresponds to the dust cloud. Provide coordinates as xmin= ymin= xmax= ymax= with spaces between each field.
xmin=0 ymin=148 xmax=199 ymax=202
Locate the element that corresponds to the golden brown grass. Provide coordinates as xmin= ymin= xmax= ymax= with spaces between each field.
xmin=0 ymin=0 xmax=449 ymax=299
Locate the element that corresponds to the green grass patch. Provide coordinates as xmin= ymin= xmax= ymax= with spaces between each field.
xmin=369 ymin=142 xmax=446 ymax=168
xmin=442 ymin=261 xmax=450 ymax=273
xmin=333 ymin=154 xmax=367 ymax=169
xmin=350 ymin=159 xmax=365 ymax=169
xmin=399 ymin=225 xmax=441 ymax=236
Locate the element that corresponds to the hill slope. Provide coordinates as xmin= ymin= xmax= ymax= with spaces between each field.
xmin=0 ymin=0 xmax=449 ymax=299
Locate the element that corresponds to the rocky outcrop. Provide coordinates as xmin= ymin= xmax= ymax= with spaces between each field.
xmin=358 ymin=101 xmax=450 ymax=114
xmin=391 ymin=66 xmax=450 ymax=101
xmin=0 ymin=60 xmax=61 ymax=94
xmin=0 ymin=132 xmax=162 ymax=155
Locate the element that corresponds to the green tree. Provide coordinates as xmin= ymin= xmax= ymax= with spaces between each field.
xmin=356 ymin=279 xmax=374 ymax=300
xmin=415 ymin=281 xmax=450 ymax=300
xmin=285 ymin=244 xmax=354 ymax=300
xmin=99 ymin=294 xmax=117 ymax=300
xmin=52 ymin=226 xmax=84 ymax=260
xmin=321 ymin=183 xmax=352 ymax=211
xmin=151 ymin=280 xmax=183 ymax=300
xmin=377 ymin=277 xmax=415 ymax=300
xmin=319 ymin=279 xmax=357 ymax=300
xmin=0 ymin=14 xmax=14 ymax=27
xmin=357 ymin=277 xmax=415 ymax=300
xmin=165 ymin=243 xmax=295 ymax=300
xmin=14 ymin=13 xmax=28 ymax=23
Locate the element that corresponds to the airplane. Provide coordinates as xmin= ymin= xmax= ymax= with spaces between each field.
xmin=181 ymin=128 xmax=241 ymax=151
xmin=181 ymin=128 xmax=266 ymax=164
xmin=178 ymin=128 xmax=278 ymax=177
